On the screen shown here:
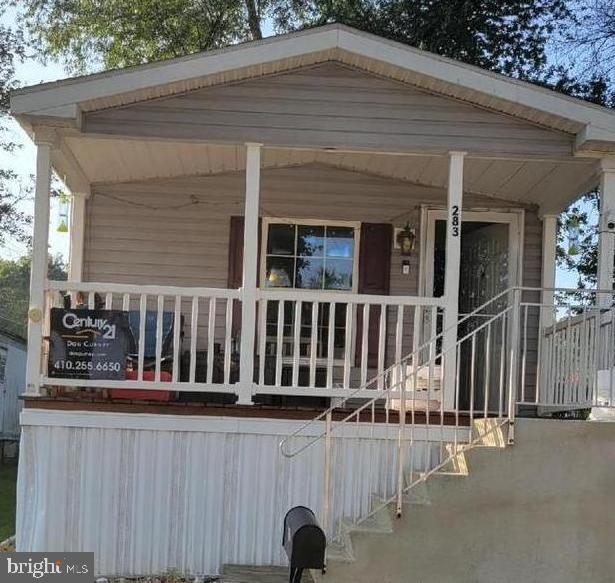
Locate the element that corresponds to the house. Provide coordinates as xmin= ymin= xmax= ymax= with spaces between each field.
xmin=10 ymin=24 xmax=615 ymax=580
xmin=0 ymin=328 xmax=25 ymax=457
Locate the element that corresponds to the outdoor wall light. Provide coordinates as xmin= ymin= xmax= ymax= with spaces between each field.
xmin=396 ymin=223 xmax=416 ymax=256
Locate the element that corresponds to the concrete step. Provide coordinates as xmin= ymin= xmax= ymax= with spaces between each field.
xmin=220 ymin=564 xmax=314 ymax=583
xmin=351 ymin=496 xmax=394 ymax=534
xmin=403 ymin=476 xmax=432 ymax=506
xmin=325 ymin=522 xmax=355 ymax=563
xmin=434 ymin=443 xmax=469 ymax=476
xmin=471 ymin=418 xmax=508 ymax=447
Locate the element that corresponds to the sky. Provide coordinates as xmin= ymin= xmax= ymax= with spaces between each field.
xmin=0 ymin=9 xmax=593 ymax=288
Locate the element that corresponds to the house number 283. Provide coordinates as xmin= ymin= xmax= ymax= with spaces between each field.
xmin=451 ymin=205 xmax=460 ymax=237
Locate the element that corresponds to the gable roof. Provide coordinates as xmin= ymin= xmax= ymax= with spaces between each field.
xmin=10 ymin=24 xmax=615 ymax=153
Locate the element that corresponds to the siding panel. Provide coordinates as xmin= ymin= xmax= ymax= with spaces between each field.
xmin=18 ymin=411 xmax=441 ymax=576
xmin=84 ymin=63 xmax=573 ymax=157
xmin=84 ymin=164 xmax=541 ymax=383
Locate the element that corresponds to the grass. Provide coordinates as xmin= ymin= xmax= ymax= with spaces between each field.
xmin=0 ymin=464 xmax=17 ymax=541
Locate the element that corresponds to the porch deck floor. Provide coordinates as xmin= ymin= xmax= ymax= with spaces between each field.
xmin=23 ymin=395 xmax=472 ymax=425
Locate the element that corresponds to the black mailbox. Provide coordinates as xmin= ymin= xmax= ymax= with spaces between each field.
xmin=283 ymin=506 xmax=326 ymax=582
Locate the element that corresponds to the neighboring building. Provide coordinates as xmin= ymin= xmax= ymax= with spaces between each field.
xmin=9 ymin=24 xmax=615 ymax=580
xmin=0 ymin=328 xmax=26 ymax=453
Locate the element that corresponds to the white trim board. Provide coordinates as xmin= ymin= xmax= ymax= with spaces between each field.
xmin=20 ymin=408 xmax=468 ymax=442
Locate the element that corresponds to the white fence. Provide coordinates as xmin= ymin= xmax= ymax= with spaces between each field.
xmin=44 ymin=281 xmax=241 ymax=393
xmin=255 ymin=289 xmax=444 ymax=397
xmin=41 ymin=281 xmax=444 ymax=398
xmin=516 ymin=288 xmax=615 ymax=409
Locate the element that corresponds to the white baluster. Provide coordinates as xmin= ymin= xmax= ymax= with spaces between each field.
xmin=207 ymin=298 xmax=216 ymax=385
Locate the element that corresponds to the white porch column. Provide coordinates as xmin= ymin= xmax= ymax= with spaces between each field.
xmin=540 ymin=215 xmax=558 ymax=327
xmin=68 ymin=191 xmax=88 ymax=282
xmin=597 ymin=158 xmax=615 ymax=307
xmin=238 ymin=143 xmax=262 ymax=405
xmin=442 ymin=151 xmax=465 ymax=410
xmin=25 ymin=131 xmax=55 ymax=395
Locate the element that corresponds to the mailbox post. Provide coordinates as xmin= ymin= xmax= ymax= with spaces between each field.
xmin=283 ymin=506 xmax=326 ymax=583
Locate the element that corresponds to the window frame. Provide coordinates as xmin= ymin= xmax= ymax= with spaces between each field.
xmin=260 ymin=217 xmax=361 ymax=294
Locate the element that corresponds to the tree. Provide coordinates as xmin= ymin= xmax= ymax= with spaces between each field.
xmin=566 ymin=0 xmax=615 ymax=81
xmin=0 ymin=254 xmax=67 ymax=338
xmin=275 ymin=1 xmax=571 ymax=78
xmin=0 ymin=2 xmax=31 ymax=248
xmin=21 ymin=0 xmax=571 ymax=78
xmin=21 ymin=0 xmax=271 ymax=73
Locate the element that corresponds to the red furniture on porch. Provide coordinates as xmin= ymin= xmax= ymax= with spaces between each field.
xmin=109 ymin=370 xmax=172 ymax=402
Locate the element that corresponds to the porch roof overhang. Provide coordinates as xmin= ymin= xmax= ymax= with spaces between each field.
xmin=10 ymin=23 xmax=615 ymax=215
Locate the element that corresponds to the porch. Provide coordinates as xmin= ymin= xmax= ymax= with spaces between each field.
xmin=29 ymin=143 xmax=535 ymax=410
xmin=22 ymin=142 xmax=615 ymax=411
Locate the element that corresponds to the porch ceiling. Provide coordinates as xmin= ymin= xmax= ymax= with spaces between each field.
xmin=61 ymin=137 xmax=599 ymax=215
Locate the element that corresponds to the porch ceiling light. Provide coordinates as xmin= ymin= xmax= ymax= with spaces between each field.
xmin=396 ymin=223 xmax=416 ymax=256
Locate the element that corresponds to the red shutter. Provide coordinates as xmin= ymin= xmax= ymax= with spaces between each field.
xmin=227 ymin=216 xmax=262 ymax=337
xmin=355 ymin=223 xmax=393 ymax=368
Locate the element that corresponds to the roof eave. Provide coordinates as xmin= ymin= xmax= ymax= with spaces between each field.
xmin=10 ymin=23 xmax=615 ymax=146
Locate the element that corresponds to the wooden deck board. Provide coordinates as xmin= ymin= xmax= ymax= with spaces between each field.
xmin=22 ymin=396 xmax=473 ymax=425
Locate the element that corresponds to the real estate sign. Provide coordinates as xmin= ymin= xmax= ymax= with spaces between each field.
xmin=48 ymin=308 xmax=132 ymax=380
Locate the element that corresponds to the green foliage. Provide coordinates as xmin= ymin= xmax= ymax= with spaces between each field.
xmin=0 ymin=255 xmax=67 ymax=338
xmin=0 ymin=1 xmax=31 ymax=248
xmin=0 ymin=465 xmax=17 ymax=542
xmin=21 ymin=0 xmax=268 ymax=72
xmin=21 ymin=0 xmax=572 ymax=78
xmin=275 ymin=0 xmax=571 ymax=78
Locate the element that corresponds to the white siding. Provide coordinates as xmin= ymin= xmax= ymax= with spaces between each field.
xmin=0 ymin=333 xmax=26 ymax=438
xmin=17 ymin=410 xmax=444 ymax=576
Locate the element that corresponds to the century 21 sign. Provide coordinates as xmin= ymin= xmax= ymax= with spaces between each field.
xmin=48 ymin=308 xmax=131 ymax=380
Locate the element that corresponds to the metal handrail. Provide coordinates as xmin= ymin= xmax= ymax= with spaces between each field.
xmin=279 ymin=286 xmax=517 ymax=458
xmin=278 ymin=283 xmax=615 ymax=541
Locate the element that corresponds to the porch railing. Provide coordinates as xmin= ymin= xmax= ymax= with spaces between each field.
xmin=279 ymin=288 xmax=516 ymax=542
xmin=39 ymin=282 xmax=615 ymax=407
xmin=276 ymin=285 xmax=615 ymax=547
xmin=40 ymin=280 xmax=445 ymax=398
xmin=254 ymin=289 xmax=444 ymax=398
xmin=517 ymin=287 xmax=615 ymax=409
xmin=43 ymin=281 xmax=241 ymax=393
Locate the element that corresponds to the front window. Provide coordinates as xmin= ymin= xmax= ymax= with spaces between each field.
xmin=264 ymin=222 xmax=356 ymax=291
xmin=261 ymin=220 xmax=359 ymax=370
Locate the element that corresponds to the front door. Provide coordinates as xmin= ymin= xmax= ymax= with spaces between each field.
xmin=459 ymin=222 xmax=510 ymax=316
xmin=423 ymin=210 xmax=521 ymax=410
